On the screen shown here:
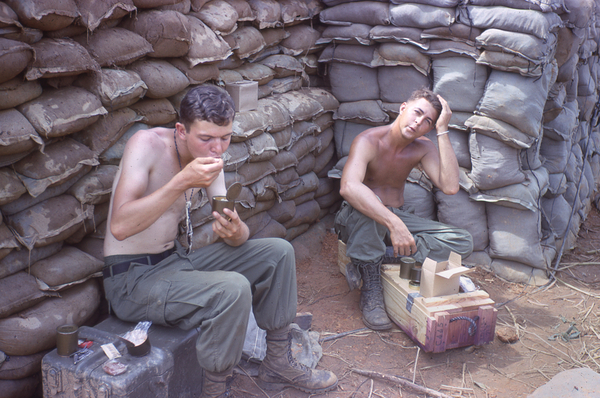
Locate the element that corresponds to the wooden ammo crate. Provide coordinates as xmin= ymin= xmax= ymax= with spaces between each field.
xmin=338 ymin=241 xmax=497 ymax=353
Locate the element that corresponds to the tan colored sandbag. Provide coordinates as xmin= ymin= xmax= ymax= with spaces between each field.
xmin=244 ymin=210 xmax=272 ymax=236
xmin=72 ymin=108 xmax=142 ymax=155
xmin=0 ymin=109 xmax=43 ymax=158
xmin=227 ymin=25 xmax=266 ymax=60
xmin=8 ymin=194 xmax=93 ymax=250
xmin=314 ymin=128 xmax=334 ymax=157
xmin=248 ymin=0 xmax=281 ymax=29
xmin=75 ymin=0 xmax=135 ymax=31
xmin=295 ymin=152 xmax=316 ymax=176
xmin=191 ymin=0 xmax=238 ymax=35
xmin=273 ymin=167 xmax=299 ymax=185
xmin=169 ymin=58 xmax=219 ymax=85
xmin=0 ymin=167 xmax=26 ymax=206
xmin=66 ymin=203 xmax=109 ymax=244
xmin=0 ymin=271 xmax=55 ymax=319
xmin=129 ymin=98 xmax=177 ymax=126
xmin=29 ymin=245 xmax=104 ymax=288
xmin=258 ymin=54 xmax=304 ymax=78
xmin=26 ymin=38 xmax=100 ymax=81
xmin=0 ymin=242 xmax=62 ymax=280
xmin=280 ymin=171 xmax=318 ymax=201
xmin=224 ymin=0 xmax=255 ymax=21
xmin=267 ymin=200 xmax=296 ymax=223
xmin=74 ymin=68 xmax=147 ymax=111
xmin=13 ymin=138 xmax=99 ymax=198
xmin=73 ymin=27 xmax=153 ymax=67
xmin=128 ymin=59 xmax=190 ymax=99
xmin=75 ymin=236 xmax=104 ymax=260
xmin=251 ymin=218 xmax=286 ymax=239
xmin=289 ymin=135 xmax=319 ymax=161
xmin=269 ymin=150 xmax=298 ymax=172
xmin=0 ymin=350 xmax=48 ymax=380
xmin=272 ymin=90 xmax=324 ymax=122
xmin=18 ymin=86 xmax=107 ymax=139
xmin=0 ymin=279 xmax=100 ymax=356
xmin=68 ymin=165 xmax=118 ymax=205
xmin=134 ymin=0 xmax=186 ymax=7
xmin=185 ymin=15 xmax=233 ymax=67
xmin=121 ymin=10 xmax=191 ymax=58
xmin=0 ymin=224 xmax=19 ymax=261
xmin=236 ymin=161 xmax=277 ymax=185
xmin=285 ymin=223 xmax=309 ymax=241
xmin=0 ymin=77 xmax=42 ymax=111
xmin=223 ymin=142 xmax=250 ymax=172
xmin=4 ymin=0 xmax=77 ymax=31
xmin=234 ymin=63 xmax=274 ymax=84
xmin=246 ymin=133 xmax=278 ymax=163
xmin=280 ymin=24 xmax=321 ymax=56
xmin=257 ymin=98 xmax=292 ymax=132
xmin=232 ymin=110 xmax=268 ymax=141
xmin=0 ymin=2 xmax=21 ymax=30
xmin=250 ymin=175 xmax=278 ymax=201
xmin=0 ymin=38 xmax=34 ymax=84
xmin=279 ymin=0 xmax=310 ymax=25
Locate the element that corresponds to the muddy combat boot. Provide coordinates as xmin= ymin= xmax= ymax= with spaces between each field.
xmin=357 ymin=259 xmax=393 ymax=330
xmin=202 ymin=370 xmax=234 ymax=398
xmin=258 ymin=326 xmax=338 ymax=394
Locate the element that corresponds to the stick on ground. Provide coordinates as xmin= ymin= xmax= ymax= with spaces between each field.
xmin=351 ymin=368 xmax=453 ymax=398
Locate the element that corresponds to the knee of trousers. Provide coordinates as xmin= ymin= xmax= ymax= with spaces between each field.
xmin=215 ymin=273 xmax=252 ymax=313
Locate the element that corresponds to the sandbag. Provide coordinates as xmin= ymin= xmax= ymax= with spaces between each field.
xmin=0 ymin=350 xmax=48 ymax=380
xmin=232 ymin=110 xmax=268 ymax=142
xmin=268 ymin=200 xmax=296 ymax=223
xmin=68 ymin=165 xmax=119 ymax=205
xmin=432 ymin=57 xmax=487 ymax=113
xmin=258 ymin=54 xmax=304 ymax=78
xmin=283 ymin=199 xmax=320 ymax=228
xmin=318 ymin=43 xmax=377 ymax=68
xmin=251 ymin=218 xmax=287 ymax=239
xmin=469 ymin=133 xmax=526 ymax=190
xmin=74 ymin=68 xmax=148 ymax=111
xmin=314 ymin=141 xmax=337 ymax=176
xmin=223 ymin=142 xmax=250 ymax=172
xmin=279 ymin=0 xmax=311 ymax=24
xmin=369 ymin=25 xmax=429 ymax=49
xmin=436 ymin=188 xmax=488 ymax=251
xmin=73 ymin=27 xmax=154 ymax=67
xmin=4 ymin=0 xmax=78 ymax=31
xmin=315 ymin=128 xmax=335 ymax=156
xmin=329 ymin=63 xmax=379 ymax=102
xmin=319 ymin=1 xmax=390 ymax=26
xmin=487 ymin=203 xmax=551 ymax=270
xmin=457 ymin=5 xmax=563 ymax=40
xmin=0 ymin=77 xmax=42 ymax=111
xmin=0 ymin=242 xmax=63 ymax=280
xmin=0 ymin=271 xmax=54 ymax=319
xmin=424 ymin=128 xmax=471 ymax=169
xmin=129 ymin=98 xmax=177 ymax=126
xmin=470 ymin=168 xmax=549 ymax=212
xmin=0 ymin=223 xmax=19 ymax=262
xmin=246 ymin=132 xmax=278 ymax=162
xmin=26 ymin=38 xmax=100 ymax=81
xmin=0 ymin=168 xmax=25 ymax=206
xmin=317 ymin=23 xmax=374 ymax=46
xmin=271 ymin=91 xmax=324 ymax=122
xmin=185 ymin=15 xmax=233 ymax=66
xmin=192 ymin=0 xmax=238 ymax=35
xmin=29 ymin=245 xmax=104 ymax=288
xmin=236 ymin=161 xmax=277 ymax=185
xmin=334 ymin=100 xmax=389 ymax=125
xmin=295 ymin=153 xmax=316 ymax=176
xmin=7 ymin=194 xmax=93 ymax=250
xmin=333 ymin=120 xmax=370 ymax=158
xmin=75 ymin=0 xmax=136 ymax=31
xmin=250 ymin=175 xmax=278 ymax=201
xmin=285 ymin=223 xmax=310 ymax=241
xmin=245 ymin=211 xmax=273 ymax=236
xmin=0 ymin=279 xmax=100 ymax=356
xmin=128 ymin=59 xmax=190 ymax=99
xmin=13 ymin=138 xmax=99 ymax=198
xmin=248 ymin=0 xmax=281 ymax=29
xmin=542 ymin=194 xmax=572 ymax=239
xmin=378 ymin=65 xmax=431 ymax=103
xmin=226 ymin=26 xmax=266 ymax=59
xmin=73 ymin=107 xmax=142 ymax=155
xmin=476 ymin=29 xmax=556 ymax=66
xmin=121 ymin=10 xmax=191 ymax=58
xmin=465 ymin=114 xmax=535 ymax=149
xmin=389 ymin=3 xmax=455 ymax=29
xmin=0 ymin=38 xmax=34 ymax=84
xmin=475 ymin=62 xmax=557 ymax=139
xmin=234 ymin=63 xmax=275 ymax=84
xmin=421 ymin=23 xmax=481 ymax=44
xmin=17 ymin=86 xmax=107 ymax=139
xmin=270 ymin=150 xmax=298 ymax=172
xmin=0 ymin=374 xmax=41 ymax=398
xmin=225 ymin=0 xmax=255 ymax=21
xmin=280 ymin=24 xmax=322 ymax=56
xmin=280 ymin=172 xmax=319 ymax=201
xmin=490 ymin=258 xmax=549 ymax=285
xmin=0 ymin=109 xmax=43 ymax=159
xmin=374 ymin=43 xmax=430 ymax=75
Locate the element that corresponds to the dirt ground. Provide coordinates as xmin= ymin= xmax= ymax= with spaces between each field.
xmin=233 ymin=205 xmax=600 ymax=398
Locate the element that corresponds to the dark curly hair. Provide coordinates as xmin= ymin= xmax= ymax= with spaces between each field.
xmin=179 ymin=85 xmax=235 ymax=130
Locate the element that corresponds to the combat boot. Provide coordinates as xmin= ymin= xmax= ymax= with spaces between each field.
xmin=258 ymin=326 xmax=338 ymax=393
xmin=357 ymin=259 xmax=393 ymax=330
xmin=202 ymin=370 xmax=234 ymax=398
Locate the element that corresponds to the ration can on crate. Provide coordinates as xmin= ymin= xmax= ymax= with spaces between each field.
xmin=338 ymin=241 xmax=497 ymax=353
xmin=42 ymin=317 xmax=203 ymax=398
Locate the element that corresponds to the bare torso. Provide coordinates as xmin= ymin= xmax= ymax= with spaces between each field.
xmin=103 ymin=127 xmax=189 ymax=256
xmin=361 ymin=126 xmax=431 ymax=208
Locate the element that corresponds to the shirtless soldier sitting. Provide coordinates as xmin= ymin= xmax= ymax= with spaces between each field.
xmin=334 ymin=88 xmax=474 ymax=331
xmin=103 ymin=85 xmax=338 ymax=397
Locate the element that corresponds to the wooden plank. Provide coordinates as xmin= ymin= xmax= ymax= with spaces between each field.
xmin=474 ymin=305 xmax=498 ymax=346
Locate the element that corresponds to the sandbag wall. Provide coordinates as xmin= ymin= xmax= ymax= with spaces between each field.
xmin=318 ymin=0 xmax=600 ymax=285
xmin=0 ymin=0 xmax=341 ymax=396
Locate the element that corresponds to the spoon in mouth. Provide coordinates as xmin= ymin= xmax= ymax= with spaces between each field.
xmin=226 ymin=181 xmax=242 ymax=201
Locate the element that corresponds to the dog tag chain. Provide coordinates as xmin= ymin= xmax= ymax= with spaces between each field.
xmin=174 ymin=130 xmax=194 ymax=255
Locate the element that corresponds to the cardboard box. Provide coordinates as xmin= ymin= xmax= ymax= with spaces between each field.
xmin=225 ymin=80 xmax=258 ymax=112
xmin=420 ymin=252 xmax=473 ymax=298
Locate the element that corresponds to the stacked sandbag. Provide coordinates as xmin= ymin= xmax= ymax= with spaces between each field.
xmin=0 ymin=1 xmax=338 ymax=395
xmin=318 ymin=0 xmax=600 ymax=285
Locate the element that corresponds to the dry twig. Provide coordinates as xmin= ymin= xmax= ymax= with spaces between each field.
xmin=351 ymin=368 xmax=453 ymax=398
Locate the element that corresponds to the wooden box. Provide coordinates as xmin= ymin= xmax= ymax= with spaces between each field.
xmin=338 ymin=241 xmax=497 ymax=353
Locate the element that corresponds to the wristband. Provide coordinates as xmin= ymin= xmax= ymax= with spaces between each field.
xmin=437 ymin=130 xmax=449 ymax=136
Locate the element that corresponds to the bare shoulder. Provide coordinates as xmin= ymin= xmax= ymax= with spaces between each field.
xmin=123 ymin=127 xmax=172 ymax=160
